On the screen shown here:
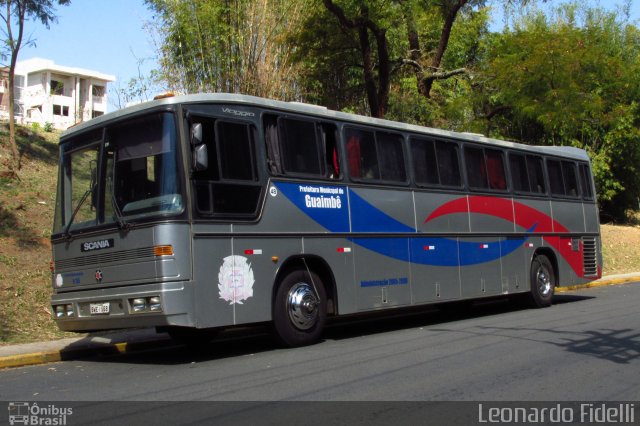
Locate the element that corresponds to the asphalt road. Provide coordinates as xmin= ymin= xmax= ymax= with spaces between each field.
xmin=1 ymin=283 xmax=639 ymax=402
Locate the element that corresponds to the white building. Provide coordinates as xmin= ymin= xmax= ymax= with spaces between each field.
xmin=0 ymin=58 xmax=115 ymax=130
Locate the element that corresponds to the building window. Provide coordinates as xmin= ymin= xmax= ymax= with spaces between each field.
xmin=53 ymin=104 xmax=69 ymax=116
xmin=51 ymin=80 xmax=64 ymax=96
xmin=92 ymin=85 xmax=105 ymax=97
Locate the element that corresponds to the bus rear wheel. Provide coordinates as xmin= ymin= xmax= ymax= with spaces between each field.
xmin=529 ymin=254 xmax=555 ymax=308
xmin=273 ymin=269 xmax=326 ymax=347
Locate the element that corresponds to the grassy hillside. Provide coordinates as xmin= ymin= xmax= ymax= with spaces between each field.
xmin=0 ymin=123 xmax=76 ymax=344
xmin=0 ymin=121 xmax=639 ymax=344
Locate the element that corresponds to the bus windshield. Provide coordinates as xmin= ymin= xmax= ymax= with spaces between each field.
xmin=53 ymin=112 xmax=183 ymax=235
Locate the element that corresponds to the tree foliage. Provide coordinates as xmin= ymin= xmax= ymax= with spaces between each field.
xmin=146 ymin=0 xmax=309 ymax=99
xmin=0 ymin=0 xmax=70 ymax=176
xmin=145 ymin=0 xmax=640 ymax=220
xmin=476 ymin=4 xmax=640 ymax=219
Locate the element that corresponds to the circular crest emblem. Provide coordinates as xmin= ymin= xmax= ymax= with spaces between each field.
xmin=218 ymin=255 xmax=254 ymax=305
xmin=95 ymin=270 xmax=103 ymax=282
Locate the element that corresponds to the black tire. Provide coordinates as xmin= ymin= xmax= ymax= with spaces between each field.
xmin=529 ymin=254 xmax=555 ymax=308
xmin=166 ymin=326 xmax=218 ymax=348
xmin=273 ymin=269 xmax=327 ymax=347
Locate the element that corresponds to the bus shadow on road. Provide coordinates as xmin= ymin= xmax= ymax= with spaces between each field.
xmin=323 ymin=293 xmax=594 ymax=342
xmin=83 ymin=294 xmax=595 ymax=366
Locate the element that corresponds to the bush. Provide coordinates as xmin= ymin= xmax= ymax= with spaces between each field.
xmin=30 ymin=122 xmax=41 ymax=131
xmin=43 ymin=122 xmax=54 ymax=132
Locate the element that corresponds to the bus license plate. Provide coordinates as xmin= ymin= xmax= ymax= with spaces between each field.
xmin=90 ymin=302 xmax=110 ymax=315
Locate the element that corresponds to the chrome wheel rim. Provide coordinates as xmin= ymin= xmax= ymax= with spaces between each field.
xmin=286 ymin=282 xmax=319 ymax=330
xmin=536 ymin=265 xmax=553 ymax=297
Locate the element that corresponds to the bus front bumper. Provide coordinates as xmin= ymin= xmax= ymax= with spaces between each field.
xmin=51 ymin=281 xmax=194 ymax=332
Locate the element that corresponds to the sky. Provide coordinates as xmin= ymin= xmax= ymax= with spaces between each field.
xmin=18 ymin=0 xmax=157 ymax=111
xmin=16 ymin=0 xmax=639 ymax=112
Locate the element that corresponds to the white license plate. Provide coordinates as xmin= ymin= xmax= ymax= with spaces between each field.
xmin=90 ymin=302 xmax=110 ymax=315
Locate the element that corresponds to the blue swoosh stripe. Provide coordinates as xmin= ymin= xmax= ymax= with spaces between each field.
xmin=277 ymin=182 xmax=535 ymax=266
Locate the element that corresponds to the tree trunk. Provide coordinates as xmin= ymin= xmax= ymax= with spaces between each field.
xmin=323 ymin=0 xmax=390 ymax=118
xmin=423 ymin=0 xmax=467 ymax=97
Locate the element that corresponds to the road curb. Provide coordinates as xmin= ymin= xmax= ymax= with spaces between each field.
xmin=2 ymin=276 xmax=639 ymax=370
xmin=0 ymin=335 xmax=175 ymax=370
xmin=556 ymin=275 xmax=640 ymax=293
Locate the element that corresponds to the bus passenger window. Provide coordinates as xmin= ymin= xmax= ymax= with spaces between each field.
xmin=378 ymin=132 xmax=406 ymax=182
xmin=465 ymin=146 xmax=488 ymax=189
xmin=411 ymin=137 xmax=439 ymax=186
xmin=346 ymin=134 xmax=362 ymax=178
xmin=562 ymin=161 xmax=579 ymax=197
xmin=436 ymin=141 xmax=462 ymax=187
xmin=320 ymin=123 xmax=340 ymax=179
xmin=579 ymin=164 xmax=593 ymax=199
xmin=279 ymin=118 xmax=323 ymax=176
xmin=264 ymin=115 xmax=283 ymax=175
xmin=346 ymin=128 xmax=377 ymax=180
xmin=527 ymin=155 xmax=546 ymax=194
xmin=509 ymin=153 xmax=530 ymax=192
xmin=486 ymin=149 xmax=507 ymax=190
xmin=547 ymin=159 xmax=565 ymax=196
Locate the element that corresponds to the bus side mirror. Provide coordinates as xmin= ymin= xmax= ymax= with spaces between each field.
xmin=193 ymin=144 xmax=208 ymax=171
xmin=191 ymin=123 xmax=203 ymax=145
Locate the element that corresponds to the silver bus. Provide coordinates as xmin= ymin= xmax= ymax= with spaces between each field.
xmin=50 ymin=94 xmax=602 ymax=346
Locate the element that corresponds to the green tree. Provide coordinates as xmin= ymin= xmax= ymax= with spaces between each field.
xmin=476 ymin=4 xmax=640 ymax=219
xmin=296 ymin=0 xmax=489 ymax=120
xmin=0 ymin=0 xmax=70 ymax=176
xmin=146 ymin=0 xmax=309 ymax=99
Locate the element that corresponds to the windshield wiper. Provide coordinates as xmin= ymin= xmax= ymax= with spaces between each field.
xmin=111 ymin=191 xmax=133 ymax=231
xmin=63 ymin=189 xmax=92 ymax=241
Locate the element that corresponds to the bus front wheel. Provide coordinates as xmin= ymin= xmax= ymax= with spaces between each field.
xmin=273 ymin=269 xmax=327 ymax=347
xmin=529 ymin=254 xmax=555 ymax=308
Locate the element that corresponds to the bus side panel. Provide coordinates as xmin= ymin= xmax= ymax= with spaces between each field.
xmin=348 ymin=187 xmax=414 ymax=310
xmin=353 ymin=238 xmax=411 ymax=310
xmin=459 ymin=237 xmax=503 ymax=298
xmin=552 ymin=200 xmax=586 ymax=233
xmin=192 ymin=236 xmax=235 ymax=328
xmin=501 ymin=235 xmax=537 ymax=294
xmin=415 ymin=192 xmax=470 ymax=233
xmin=551 ymin=199 xmax=588 ymax=286
xmin=232 ymin=237 xmax=302 ymax=325
xmin=410 ymin=237 xmax=461 ymax=303
xmin=349 ymin=187 xmax=416 ymax=234
xmin=304 ymin=237 xmax=357 ymax=315
xmin=412 ymin=191 xmax=466 ymax=303
xmin=234 ymin=181 xmax=350 ymax=234
xmin=468 ymin=196 xmax=515 ymax=234
xmin=583 ymin=202 xmax=599 ymax=233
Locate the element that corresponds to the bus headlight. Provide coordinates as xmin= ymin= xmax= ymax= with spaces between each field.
xmin=149 ymin=296 xmax=162 ymax=312
xmin=55 ymin=305 xmax=65 ymax=318
xmin=54 ymin=304 xmax=74 ymax=318
xmin=129 ymin=296 xmax=162 ymax=313
xmin=132 ymin=298 xmax=146 ymax=313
